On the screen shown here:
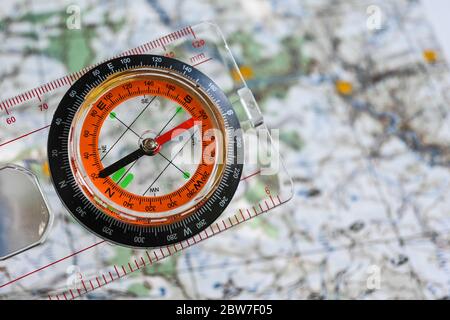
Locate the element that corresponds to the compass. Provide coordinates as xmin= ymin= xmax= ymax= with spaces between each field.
xmin=48 ymin=54 xmax=243 ymax=248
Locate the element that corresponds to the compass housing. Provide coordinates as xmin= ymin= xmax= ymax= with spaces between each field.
xmin=48 ymin=55 xmax=244 ymax=248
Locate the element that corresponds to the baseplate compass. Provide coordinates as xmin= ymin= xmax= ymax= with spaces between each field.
xmin=0 ymin=22 xmax=293 ymax=299
xmin=48 ymin=54 xmax=243 ymax=248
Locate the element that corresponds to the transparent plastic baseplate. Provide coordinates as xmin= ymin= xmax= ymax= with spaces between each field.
xmin=0 ymin=22 xmax=293 ymax=299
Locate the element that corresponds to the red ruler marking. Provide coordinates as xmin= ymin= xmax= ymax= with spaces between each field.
xmin=81 ymin=280 xmax=88 ymax=292
xmin=270 ymin=195 xmax=276 ymax=206
xmin=48 ymin=194 xmax=288 ymax=300
xmin=0 ymin=25 xmax=199 ymax=161
xmin=114 ymin=265 xmax=120 ymax=278
xmin=189 ymin=26 xmax=196 ymax=39
xmin=148 ymin=252 xmax=154 ymax=264
xmin=239 ymin=209 xmax=245 ymax=221
xmin=0 ymin=26 xmax=194 ymax=117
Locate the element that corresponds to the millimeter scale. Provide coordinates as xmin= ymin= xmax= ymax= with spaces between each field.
xmin=0 ymin=22 xmax=293 ymax=299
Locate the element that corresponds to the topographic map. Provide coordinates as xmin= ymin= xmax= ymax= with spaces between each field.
xmin=1 ymin=0 xmax=450 ymax=299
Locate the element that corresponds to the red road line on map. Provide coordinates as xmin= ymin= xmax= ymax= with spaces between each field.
xmin=0 ymin=125 xmax=51 ymax=148
xmin=0 ymin=240 xmax=105 ymax=289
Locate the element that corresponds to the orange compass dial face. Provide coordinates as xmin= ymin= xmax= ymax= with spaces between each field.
xmin=71 ymin=73 xmax=223 ymax=226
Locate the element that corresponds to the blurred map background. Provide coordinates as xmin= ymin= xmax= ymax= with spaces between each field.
xmin=1 ymin=0 xmax=450 ymax=299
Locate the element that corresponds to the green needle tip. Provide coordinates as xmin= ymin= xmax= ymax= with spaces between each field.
xmin=183 ymin=172 xmax=190 ymax=179
xmin=120 ymin=173 xmax=134 ymax=189
xmin=111 ymin=167 xmax=125 ymax=182
xmin=111 ymin=167 xmax=134 ymax=189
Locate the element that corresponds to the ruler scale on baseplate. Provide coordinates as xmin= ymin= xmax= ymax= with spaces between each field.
xmin=0 ymin=26 xmax=199 ymax=148
xmin=0 ymin=22 xmax=293 ymax=300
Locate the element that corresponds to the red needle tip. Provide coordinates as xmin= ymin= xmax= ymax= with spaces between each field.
xmin=155 ymin=118 xmax=196 ymax=146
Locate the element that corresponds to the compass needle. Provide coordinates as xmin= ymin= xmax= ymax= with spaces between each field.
xmin=155 ymin=117 xmax=195 ymax=146
xmin=143 ymin=129 xmax=198 ymax=196
xmin=98 ymin=148 xmax=145 ymax=178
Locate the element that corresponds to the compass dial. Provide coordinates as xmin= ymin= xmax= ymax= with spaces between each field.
xmin=48 ymin=55 xmax=243 ymax=248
